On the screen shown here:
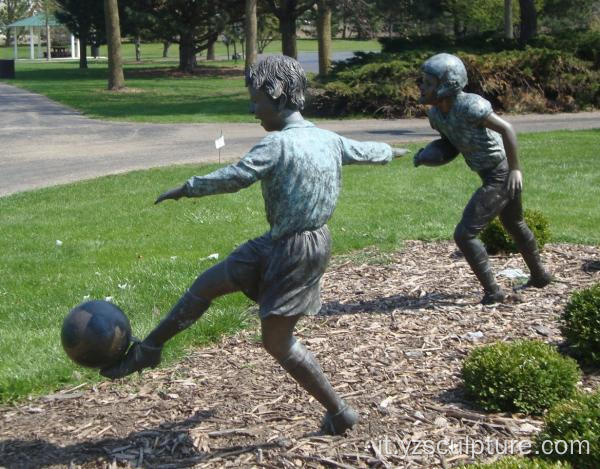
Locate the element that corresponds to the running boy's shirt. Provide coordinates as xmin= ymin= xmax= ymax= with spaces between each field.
xmin=427 ymin=92 xmax=506 ymax=172
xmin=184 ymin=120 xmax=392 ymax=239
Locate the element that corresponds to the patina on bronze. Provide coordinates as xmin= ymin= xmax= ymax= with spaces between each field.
xmin=415 ymin=53 xmax=551 ymax=304
xmin=61 ymin=300 xmax=132 ymax=369
xmin=100 ymin=55 xmax=408 ymax=435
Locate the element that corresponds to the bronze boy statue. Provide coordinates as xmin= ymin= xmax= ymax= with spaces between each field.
xmin=415 ymin=53 xmax=551 ymax=304
xmin=101 ymin=55 xmax=407 ymax=435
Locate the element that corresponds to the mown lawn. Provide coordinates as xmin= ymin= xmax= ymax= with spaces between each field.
xmin=0 ymin=129 xmax=598 ymax=403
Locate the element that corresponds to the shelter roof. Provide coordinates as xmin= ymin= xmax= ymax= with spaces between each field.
xmin=7 ymin=13 xmax=62 ymax=28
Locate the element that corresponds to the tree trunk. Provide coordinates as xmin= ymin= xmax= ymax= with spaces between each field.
xmin=279 ymin=14 xmax=297 ymax=59
xmin=135 ymin=36 xmax=141 ymax=61
xmin=179 ymin=33 xmax=197 ymax=73
xmin=103 ymin=0 xmax=125 ymax=90
xmin=245 ymin=0 xmax=258 ymax=71
xmin=316 ymin=0 xmax=331 ymax=77
xmin=46 ymin=23 xmax=51 ymax=61
xmin=206 ymin=38 xmax=215 ymax=60
xmin=79 ymin=32 xmax=89 ymax=69
xmin=504 ymin=0 xmax=514 ymax=39
xmin=162 ymin=41 xmax=170 ymax=58
xmin=518 ymin=0 xmax=537 ymax=45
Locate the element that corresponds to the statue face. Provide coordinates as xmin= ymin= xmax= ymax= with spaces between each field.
xmin=249 ymin=86 xmax=284 ymax=132
xmin=418 ymin=72 xmax=439 ymax=105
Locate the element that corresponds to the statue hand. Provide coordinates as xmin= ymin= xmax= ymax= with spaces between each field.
xmin=413 ymin=148 xmax=425 ymax=167
xmin=392 ymin=148 xmax=410 ymax=158
xmin=100 ymin=339 xmax=162 ymax=379
xmin=155 ymin=185 xmax=185 ymax=205
xmin=506 ymin=169 xmax=523 ymax=199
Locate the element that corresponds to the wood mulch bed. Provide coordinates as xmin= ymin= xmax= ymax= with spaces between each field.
xmin=1 ymin=241 xmax=599 ymax=469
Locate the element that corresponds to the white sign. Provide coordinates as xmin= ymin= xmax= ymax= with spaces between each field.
xmin=215 ymin=134 xmax=225 ymax=149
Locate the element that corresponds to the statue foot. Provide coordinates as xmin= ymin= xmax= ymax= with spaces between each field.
xmin=321 ymin=406 xmax=359 ymax=435
xmin=525 ymin=272 xmax=552 ymax=288
xmin=481 ymin=289 xmax=506 ymax=305
xmin=100 ymin=340 xmax=162 ymax=379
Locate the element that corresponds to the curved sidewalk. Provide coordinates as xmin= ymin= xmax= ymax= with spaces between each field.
xmin=1 ymin=82 xmax=599 ymax=197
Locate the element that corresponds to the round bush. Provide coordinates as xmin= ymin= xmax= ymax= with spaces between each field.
xmin=461 ymin=456 xmax=572 ymax=468
xmin=561 ymin=284 xmax=600 ymax=365
xmin=462 ymin=340 xmax=580 ymax=415
xmin=480 ymin=209 xmax=550 ymax=255
xmin=535 ymin=391 xmax=600 ymax=469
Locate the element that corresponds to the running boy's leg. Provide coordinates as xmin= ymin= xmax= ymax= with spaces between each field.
xmin=454 ymin=182 xmax=508 ymax=303
xmin=499 ymin=194 xmax=551 ymax=287
xmin=261 ymin=314 xmax=358 ymax=435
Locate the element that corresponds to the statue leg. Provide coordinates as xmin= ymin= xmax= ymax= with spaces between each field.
xmin=261 ymin=315 xmax=358 ymax=435
xmin=101 ymin=262 xmax=237 ymax=378
xmin=499 ymin=194 xmax=551 ymax=288
xmin=454 ymin=184 xmax=508 ymax=304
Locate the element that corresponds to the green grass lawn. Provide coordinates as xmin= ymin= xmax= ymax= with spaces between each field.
xmin=0 ymin=129 xmax=599 ymax=403
xmin=0 ymin=39 xmax=380 ymax=123
xmin=0 ymin=39 xmax=381 ymax=60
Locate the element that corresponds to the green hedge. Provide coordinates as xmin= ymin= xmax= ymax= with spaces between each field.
xmin=561 ymin=284 xmax=600 ymax=365
xmin=480 ymin=209 xmax=550 ymax=255
xmin=307 ymin=49 xmax=599 ymax=118
xmin=460 ymin=456 xmax=572 ymax=468
xmin=462 ymin=340 xmax=580 ymax=415
xmin=535 ymin=391 xmax=600 ymax=469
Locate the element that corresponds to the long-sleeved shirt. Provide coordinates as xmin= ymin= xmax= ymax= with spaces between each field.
xmin=427 ymin=92 xmax=505 ymax=172
xmin=184 ymin=120 xmax=392 ymax=239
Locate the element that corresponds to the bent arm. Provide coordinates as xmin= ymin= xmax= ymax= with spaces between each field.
xmin=414 ymin=136 xmax=459 ymax=167
xmin=482 ymin=113 xmax=519 ymax=171
xmin=339 ymin=136 xmax=393 ymax=165
xmin=482 ymin=112 xmax=522 ymax=197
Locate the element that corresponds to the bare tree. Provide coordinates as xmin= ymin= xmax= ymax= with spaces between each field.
xmin=504 ymin=0 xmax=513 ymax=39
xmin=266 ymin=0 xmax=316 ymax=59
xmin=316 ymin=0 xmax=330 ymax=77
xmin=103 ymin=0 xmax=124 ymax=90
xmin=245 ymin=0 xmax=257 ymax=71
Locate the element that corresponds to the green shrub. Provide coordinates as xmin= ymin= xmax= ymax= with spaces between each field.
xmin=461 ymin=456 xmax=572 ymax=468
xmin=535 ymin=391 xmax=600 ymax=469
xmin=462 ymin=340 xmax=580 ymax=415
xmin=307 ymin=49 xmax=600 ymax=118
xmin=480 ymin=209 xmax=550 ymax=255
xmin=561 ymin=284 xmax=600 ymax=365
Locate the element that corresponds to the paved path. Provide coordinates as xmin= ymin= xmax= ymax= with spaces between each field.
xmin=1 ymin=82 xmax=599 ymax=197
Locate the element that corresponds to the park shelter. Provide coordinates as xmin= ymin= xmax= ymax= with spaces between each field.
xmin=7 ymin=13 xmax=80 ymax=60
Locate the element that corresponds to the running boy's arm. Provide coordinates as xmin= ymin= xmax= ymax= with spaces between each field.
xmin=338 ymin=136 xmax=408 ymax=165
xmin=413 ymin=134 xmax=459 ymax=167
xmin=482 ymin=113 xmax=522 ymax=198
xmin=155 ymin=137 xmax=279 ymax=204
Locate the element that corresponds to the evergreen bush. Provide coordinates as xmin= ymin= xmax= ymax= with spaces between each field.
xmin=480 ymin=209 xmax=550 ymax=255
xmin=561 ymin=284 xmax=600 ymax=365
xmin=535 ymin=391 xmax=600 ymax=469
xmin=461 ymin=456 xmax=572 ymax=468
xmin=462 ymin=340 xmax=580 ymax=415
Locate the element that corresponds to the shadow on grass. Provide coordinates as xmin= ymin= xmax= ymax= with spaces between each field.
xmin=0 ymin=409 xmax=287 ymax=468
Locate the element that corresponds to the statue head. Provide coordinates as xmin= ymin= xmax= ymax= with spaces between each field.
xmin=246 ymin=55 xmax=307 ymax=112
xmin=421 ymin=53 xmax=468 ymax=99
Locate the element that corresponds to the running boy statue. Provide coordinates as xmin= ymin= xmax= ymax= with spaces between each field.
xmin=101 ymin=55 xmax=407 ymax=435
xmin=415 ymin=53 xmax=551 ymax=304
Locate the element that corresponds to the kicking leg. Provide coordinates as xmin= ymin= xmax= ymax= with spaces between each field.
xmin=101 ymin=262 xmax=237 ymax=378
xmin=261 ymin=315 xmax=358 ymax=435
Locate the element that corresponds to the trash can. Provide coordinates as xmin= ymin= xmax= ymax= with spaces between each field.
xmin=0 ymin=59 xmax=15 ymax=79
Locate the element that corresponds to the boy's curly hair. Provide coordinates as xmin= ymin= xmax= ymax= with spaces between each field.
xmin=246 ymin=55 xmax=307 ymax=111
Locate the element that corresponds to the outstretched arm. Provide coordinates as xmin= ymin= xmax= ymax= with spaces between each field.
xmin=482 ymin=112 xmax=522 ymax=198
xmin=155 ymin=137 xmax=278 ymax=204
xmin=339 ymin=136 xmax=396 ymax=165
